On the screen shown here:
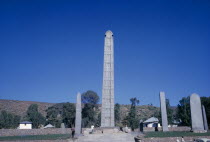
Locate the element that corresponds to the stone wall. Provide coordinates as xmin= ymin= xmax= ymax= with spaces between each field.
xmin=169 ymin=126 xmax=191 ymax=131
xmin=143 ymin=136 xmax=210 ymax=142
xmin=135 ymin=126 xmax=191 ymax=132
xmin=0 ymin=140 xmax=69 ymax=142
xmin=0 ymin=128 xmax=72 ymax=136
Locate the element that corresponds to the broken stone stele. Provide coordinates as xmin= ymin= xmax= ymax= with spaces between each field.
xmin=61 ymin=123 xmax=66 ymax=134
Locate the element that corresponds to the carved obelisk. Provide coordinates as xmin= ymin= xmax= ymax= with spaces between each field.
xmin=101 ymin=30 xmax=115 ymax=127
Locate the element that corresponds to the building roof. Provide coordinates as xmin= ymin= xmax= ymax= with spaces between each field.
xmin=20 ymin=121 xmax=32 ymax=124
xmin=44 ymin=124 xmax=55 ymax=128
xmin=144 ymin=117 xmax=159 ymax=123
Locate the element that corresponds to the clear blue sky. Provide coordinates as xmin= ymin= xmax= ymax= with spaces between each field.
xmin=0 ymin=0 xmax=210 ymax=106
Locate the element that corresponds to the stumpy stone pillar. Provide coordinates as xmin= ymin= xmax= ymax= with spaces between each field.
xmin=101 ymin=30 xmax=115 ymax=127
xmin=61 ymin=123 xmax=66 ymax=134
xmin=190 ymin=93 xmax=204 ymax=132
xmin=202 ymin=105 xmax=208 ymax=131
xmin=75 ymin=92 xmax=81 ymax=135
xmin=160 ymin=92 xmax=169 ymax=132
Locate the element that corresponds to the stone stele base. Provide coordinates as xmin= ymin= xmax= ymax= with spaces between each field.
xmin=100 ymin=127 xmax=119 ymax=133
xmin=83 ymin=127 xmax=119 ymax=135
xmin=192 ymin=130 xmax=207 ymax=133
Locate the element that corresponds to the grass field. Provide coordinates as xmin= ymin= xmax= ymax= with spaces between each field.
xmin=0 ymin=134 xmax=71 ymax=141
xmin=144 ymin=131 xmax=210 ymax=138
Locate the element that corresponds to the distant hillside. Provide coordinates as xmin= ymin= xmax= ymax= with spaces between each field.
xmin=120 ymin=104 xmax=160 ymax=121
xmin=0 ymin=99 xmax=170 ymax=121
xmin=0 ymin=99 xmax=55 ymax=117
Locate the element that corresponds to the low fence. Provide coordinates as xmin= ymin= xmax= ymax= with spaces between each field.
xmin=0 ymin=128 xmax=72 ymax=137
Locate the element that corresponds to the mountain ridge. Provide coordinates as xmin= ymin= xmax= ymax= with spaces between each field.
xmin=0 ymin=99 xmax=168 ymax=121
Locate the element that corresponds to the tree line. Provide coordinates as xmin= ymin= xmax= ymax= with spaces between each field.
xmin=0 ymin=111 xmax=21 ymax=129
xmin=176 ymin=96 xmax=210 ymax=127
xmin=0 ymin=92 xmax=210 ymax=130
xmin=0 ymin=90 xmax=100 ymax=129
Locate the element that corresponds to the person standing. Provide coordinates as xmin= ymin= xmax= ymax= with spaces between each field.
xmin=71 ymin=127 xmax=75 ymax=138
xmin=181 ymin=136 xmax=185 ymax=142
xmin=91 ymin=125 xmax=94 ymax=133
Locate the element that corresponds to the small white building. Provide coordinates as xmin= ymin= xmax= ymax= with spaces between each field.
xmin=143 ymin=117 xmax=161 ymax=127
xmin=18 ymin=121 xmax=32 ymax=129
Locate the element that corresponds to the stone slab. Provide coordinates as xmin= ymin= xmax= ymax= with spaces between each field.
xmin=61 ymin=123 xmax=66 ymax=134
xmin=75 ymin=92 xmax=82 ymax=135
xmin=159 ymin=92 xmax=169 ymax=132
xmin=202 ymin=105 xmax=209 ymax=131
xmin=190 ymin=93 xmax=205 ymax=132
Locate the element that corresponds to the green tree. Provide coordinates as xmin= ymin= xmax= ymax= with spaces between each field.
xmin=62 ymin=103 xmax=75 ymax=128
xmin=115 ymin=103 xmax=121 ymax=126
xmin=0 ymin=110 xmax=20 ymax=129
xmin=82 ymin=103 xmax=96 ymax=127
xmin=7 ymin=113 xmax=14 ymax=128
xmin=81 ymin=90 xmax=99 ymax=104
xmin=0 ymin=111 xmax=9 ymax=128
xmin=166 ymin=99 xmax=173 ymax=124
xmin=153 ymin=109 xmax=161 ymax=121
xmin=95 ymin=112 xmax=101 ymax=127
xmin=26 ymin=104 xmax=46 ymax=128
xmin=176 ymin=97 xmax=191 ymax=126
xmin=46 ymin=105 xmax=62 ymax=128
xmin=81 ymin=90 xmax=99 ymax=127
xmin=127 ymin=97 xmax=139 ymax=131
xmin=13 ymin=115 xmax=21 ymax=128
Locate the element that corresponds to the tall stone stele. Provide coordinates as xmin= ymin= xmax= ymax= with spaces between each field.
xmin=159 ymin=91 xmax=169 ymax=132
xmin=75 ymin=92 xmax=81 ymax=135
xmin=190 ymin=93 xmax=204 ymax=132
xmin=101 ymin=30 xmax=115 ymax=127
